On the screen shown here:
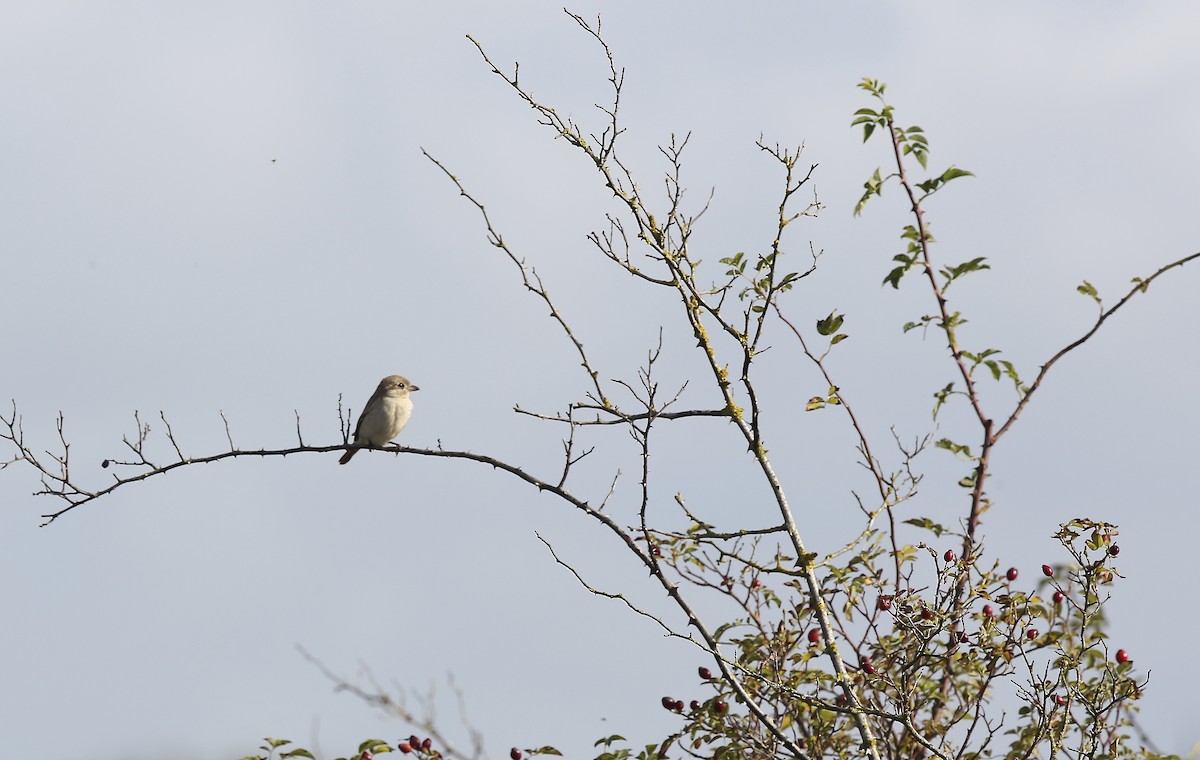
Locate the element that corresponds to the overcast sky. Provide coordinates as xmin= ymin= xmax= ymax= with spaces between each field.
xmin=2 ymin=3 xmax=1198 ymax=759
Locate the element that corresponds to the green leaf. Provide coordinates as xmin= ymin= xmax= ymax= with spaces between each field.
xmin=940 ymin=166 xmax=974 ymax=182
xmin=830 ymin=333 xmax=849 ymax=344
xmin=941 ymin=256 xmax=990 ymax=284
xmin=857 ymin=78 xmax=886 ymax=97
xmin=816 ymin=311 xmax=844 ymax=336
xmin=916 ymin=165 xmax=974 ymax=196
xmin=283 ymin=751 xmax=316 ymax=759
xmin=903 ymin=517 xmax=946 ymax=537
xmin=358 ymin=740 xmax=391 ymax=754
xmin=854 ymin=168 xmax=884 ymax=216
xmin=932 ymin=382 xmax=954 ymax=420
xmin=936 ymin=438 xmax=974 ymax=458
xmin=1077 ymin=280 xmax=1102 ymax=304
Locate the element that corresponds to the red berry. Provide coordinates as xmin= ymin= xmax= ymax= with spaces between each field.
xmin=876 ymin=596 xmax=892 ymax=611
xmin=1006 ymin=567 xmax=1019 ymax=581
xmin=362 ymin=752 xmax=373 ymax=760
xmin=409 ymin=737 xmax=421 ymax=748
xmin=651 ymin=544 xmax=662 ymax=557
xmin=511 ymin=749 xmax=522 ymax=760
xmin=807 ymin=628 xmax=821 ymax=644
xmin=698 ymin=666 xmax=712 ymax=679
xmin=1109 ymin=545 xmax=1120 ymax=557
xmin=835 ymin=693 xmax=848 ymax=706
xmin=1026 ymin=628 xmax=1038 ymax=640
xmin=399 ymin=745 xmax=413 ymax=754
xmin=944 ymin=549 xmax=955 ymax=562
xmin=751 ymin=578 xmax=762 ymax=588
xmin=422 ymin=739 xmax=431 ymax=751
xmin=1116 ymin=649 xmax=1130 ymax=664
xmin=689 ymin=700 xmax=701 ymax=711
xmin=661 ymin=696 xmax=675 ymax=710
xmin=1053 ymin=694 xmax=1066 ymax=706
xmin=713 ymin=699 xmax=728 ymax=713
xmin=921 ymin=608 xmax=934 ymax=620
xmin=1042 ymin=564 xmax=1053 ymax=577
xmin=693 ymin=739 xmax=702 ymax=750
xmin=957 ymin=630 xmax=969 ymax=643
xmin=1053 ymin=590 xmax=1064 ymax=604
xmin=675 ymin=700 xmax=686 ymax=712
xmin=982 ymin=604 xmax=994 ymax=618
xmin=861 ymin=658 xmax=876 ymax=675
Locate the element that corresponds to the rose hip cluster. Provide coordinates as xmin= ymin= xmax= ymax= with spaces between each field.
xmin=398 ymin=736 xmax=434 ymax=754
xmin=659 ymin=666 xmax=729 ymax=717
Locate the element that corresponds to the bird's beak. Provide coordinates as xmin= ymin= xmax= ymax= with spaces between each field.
xmin=409 ymin=384 xmax=420 ymax=392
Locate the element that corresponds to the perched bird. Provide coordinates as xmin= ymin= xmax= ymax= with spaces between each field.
xmin=339 ymin=375 xmax=419 ymax=464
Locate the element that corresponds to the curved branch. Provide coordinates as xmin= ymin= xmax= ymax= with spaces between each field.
xmin=991 ymin=250 xmax=1200 ymax=443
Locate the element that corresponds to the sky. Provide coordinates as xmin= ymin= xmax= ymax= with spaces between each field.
xmin=2 ymin=3 xmax=1198 ymax=759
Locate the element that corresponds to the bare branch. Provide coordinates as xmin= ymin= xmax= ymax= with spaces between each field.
xmin=992 ymin=250 xmax=1200 ymax=443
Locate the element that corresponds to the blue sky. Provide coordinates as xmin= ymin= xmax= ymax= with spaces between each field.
xmin=2 ymin=3 xmax=1198 ymax=758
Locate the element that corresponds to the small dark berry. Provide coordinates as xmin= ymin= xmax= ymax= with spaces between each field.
xmin=807 ymin=628 xmax=821 ymax=644
xmin=690 ymin=700 xmax=701 ymax=711
xmin=1109 ymin=545 xmax=1121 ymax=557
xmin=651 ymin=544 xmax=662 ymax=557
xmin=399 ymin=744 xmax=413 ymax=754
xmin=835 ymin=693 xmax=848 ymax=706
xmin=944 ymin=549 xmax=955 ymax=562
xmin=1053 ymin=694 xmax=1066 ymax=706
xmin=957 ymin=630 xmax=968 ymax=643
xmin=511 ymin=749 xmax=522 ymax=760
xmin=362 ymin=752 xmax=373 ymax=760
xmin=409 ymin=737 xmax=420 ymax=749
xmin=422 ymin=739 xmax=431 ymax=751
xmin=1042 ymin=564 xmax=1053 ymax=577
xmin=101 ymin=459 xmax=110 ymax=468
xmin=698 ymin=666 xmax=712 ymax=680
xmin=861 ymin=658 xmax=876 ymax=675
xmin=982 ymin=604 xmax=994 ymax=618
xmin=1116 ymin=649 xmax=1130 ymax=664
xmin=1006 ymin=567 xmax=1019 ymax=581
xmin=921 ymin=608 xmax=934 ymax=620
xmin=751 ymin=578 xmax=762 ymax=588
xmin=1026 ymin=628 xmax=1039 ymax=640
xmin=1053 ymin=590 xmax=1064 ymax=604
xmin=674 ymin=700 xmax=685 ymax=712
xmin=713 ymin=699 xmax=727 ymax=713
xmin=661 ymin=696 xmax=675 ymax=710
xmin=876 ymin=596 xmax=892 ymax=611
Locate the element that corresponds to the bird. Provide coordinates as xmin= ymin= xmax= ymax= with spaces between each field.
xmin=339 ymin=375 xmax=419 ymax=464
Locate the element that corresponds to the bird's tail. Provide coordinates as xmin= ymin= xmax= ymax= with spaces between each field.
xmin=338 ymin=447 xmax=358 ymax=465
